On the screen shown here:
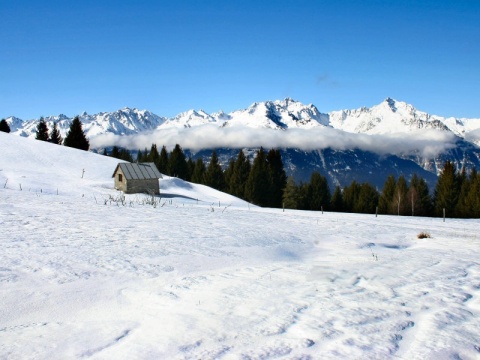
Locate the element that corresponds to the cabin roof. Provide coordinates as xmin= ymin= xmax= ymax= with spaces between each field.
xmin=112 ymin=162 xmax=163 ymax=180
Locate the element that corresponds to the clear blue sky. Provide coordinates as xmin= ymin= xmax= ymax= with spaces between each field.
xmin=1 ymin=0 xmax=479 ymax=120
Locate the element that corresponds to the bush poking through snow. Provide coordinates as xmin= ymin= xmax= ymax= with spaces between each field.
xmin=417 ymin=231 xmax=431 ymax=239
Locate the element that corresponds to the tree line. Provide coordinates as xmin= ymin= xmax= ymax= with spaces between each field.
xmin=105 ymin=144 xmax=287 ymax=208
xmin=117 ymin=143 xmax=480 ymax=218
xmin=283 ymin=161 xmax=480 ymax=218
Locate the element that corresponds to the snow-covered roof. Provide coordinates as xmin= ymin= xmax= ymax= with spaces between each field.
xmin=112 ymin=162 xmax=163 ymax=180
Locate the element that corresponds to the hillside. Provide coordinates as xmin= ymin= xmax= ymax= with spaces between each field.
xmin=1 ymin=132 xmax=480 ymax=359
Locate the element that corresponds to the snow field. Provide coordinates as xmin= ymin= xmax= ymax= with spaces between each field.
xmin=1 ymin=133 xmax=480 ymax=359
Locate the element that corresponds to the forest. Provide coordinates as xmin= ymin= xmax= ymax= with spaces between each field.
xmin=108 ymin=143 xmax=480 ymax=219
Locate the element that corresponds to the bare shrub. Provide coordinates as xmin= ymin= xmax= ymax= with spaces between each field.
xmin=417 ymin=232 xmax=431 ymax=239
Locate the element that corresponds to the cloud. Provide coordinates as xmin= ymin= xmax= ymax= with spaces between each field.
xmin=316 ymin=73 xmax=339 ymax=87
xmin=89 ymin=125 xmax=457 ymax=158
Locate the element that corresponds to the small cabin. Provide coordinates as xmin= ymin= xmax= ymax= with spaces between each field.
xmin=112 ymin=162 xmax=163 ymax=195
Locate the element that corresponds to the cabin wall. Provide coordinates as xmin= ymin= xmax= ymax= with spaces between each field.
xmin=125 ymin=179 xmax=160 ymax=195
xmin=114 ymin=168 xmax=127 ymax=192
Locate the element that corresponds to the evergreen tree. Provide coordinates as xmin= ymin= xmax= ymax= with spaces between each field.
xmin=35 ymin=117 xmax=49 ymax=141
xmin=434 ymin=161 xmax=460 ymax=217
xmin=408 ymin=174 xmax=432 ymax=217
xmin=466 ymin=169 xmax=480 ymax=218
xmin=111 ymin=146 xmax=120 ymax=159
xmin=266 ymin=149 xmax=287 ymax=208
xmin=103 ymin=148 xmax=108 ymax=156
xmin=456 ymin=168 xmax=480 ymax=218
xmin=157 ymin=145 xmax=169 ymax=174
xmin=229 ymin=149 xmax=251 ymax=199
xmin=186 ymin=157 xmax=195 ymax=182
xmin=0 ymin=119 xmax=10 ymax=133
xmin=296 ymin=182 xmax=310 ymax=210
xmin=148 ymin=144 xmax=159 ymax=163
xmin=354 ymin=183 xmax=379 ymax=214
xmin=245 ymin=148 xmax=271 ymax=206
xmin=223 ymin=158 xmax=235 ymax=191
xmin=136 ymin=149 xmax=143 ymax=162
xmin=282 ymin=177 xmax=299 ymax=209
xmin=343 ymin=181 xmax=361 ymax=213
xmin=64 ymin=116 xmax=89 ymax=150
xmin=49 ymin=122 xmax=63 ymax=144
xmin=168 ymin=144 xmax=188 ymax=180
xmin=307 ymin=172 xmax=331 ymax=211
xmin=119 ymin=148 xmax=133 ymax=162
xmin=331 ymin=186 xmax=344 ymax=212
xmin=191 ymin=158 xmax=206 ymax=184
xmin=378 ymin=175 xmax=396 ymax=214
xmin=204 ymin=150 xmax=226 ymax=191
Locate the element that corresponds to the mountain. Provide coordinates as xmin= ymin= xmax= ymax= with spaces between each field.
xmin=6 ymin=107 xmax=166 ymax=138
xmin=5 ymin=98 xmax=480 ymax=188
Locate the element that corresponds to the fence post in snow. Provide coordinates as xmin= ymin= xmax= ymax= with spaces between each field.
xmin=376 ymin=207 xmax=378 ymax=217
xmin=443 ymin=208 xmax=446 ymax=222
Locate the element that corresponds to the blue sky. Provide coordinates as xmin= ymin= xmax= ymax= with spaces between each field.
xmin=1 ymin=0 xmax=479 ymax=120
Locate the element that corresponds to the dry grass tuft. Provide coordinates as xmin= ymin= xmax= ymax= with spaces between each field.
xmin=417 ymin=231 xmax=431 ymax=239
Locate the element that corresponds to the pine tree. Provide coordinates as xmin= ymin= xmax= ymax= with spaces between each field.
xmin=0 ymin=119 xmax=11 ymax=133
xmin=186 ymin=157 xmax=195 ymax=182
xmin=119 ymin=148 xmax=133 ymax=162
xmin=331 ymin=186 xmax=344 ymax=212
xmin=158 ymin=146 xmax=169 ymax=174
xmin=378 ymin=176 xmax=396 ymax=214
xmin=35 ymin=117 xmax=49 ymax=141
xmin=434 ymin=161 xmax=460 ymax=217
xmin=64 ymin=116 xmax=89 ymax=151
xmin=282 ymin=177 xmax=299 ymax=209
xmin=343 ymin=181 xmax=361 ymax=213
xmin=307 ymin=172 xmax=331 ymax=211
xmin=223 ymin=158 xmax=235 ymax=191
xmin=229 ymin=149 xmax=251 ymax=199
xmin=355 ymin=183 xmax=379 ymax=214
xmin=407 ymin=174 xmax=432 ymax=217
xmin=49 ymin=122 xmax=63 ymax=144
xmin=245 ymin=148 xmax=271 ymax=206
xmin=136 ymin=149 xmax=143 ymax=161
xmin=266 ymin=149 xmax=287 ymax=208
xmin=456 ymin=168 xmax=480 ymax=218
xmin=191 ymin=158 xmax=206 ymax=184
xmin=466 ymin=169 xmax=480 ymax=218
xmin=111 ymin=146 xmax=120 ymax=159
xmin=204 ymin=150 xmax=226 ymax=191
xmin=148 ymin=144 xmax=159 ymax=163
xmin=168 ymin=144 xmax=188 ymax=179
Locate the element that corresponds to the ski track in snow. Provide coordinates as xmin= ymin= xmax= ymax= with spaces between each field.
xmin=1 ymin=133 xmax=480 ymax=359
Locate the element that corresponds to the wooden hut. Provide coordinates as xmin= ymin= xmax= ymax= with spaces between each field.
xmin=112 ymin=162 xmax=163 ymax=194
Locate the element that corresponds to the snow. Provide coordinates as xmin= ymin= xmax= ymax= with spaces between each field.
xmin=1 ymin=132 xmax=480 ymax=359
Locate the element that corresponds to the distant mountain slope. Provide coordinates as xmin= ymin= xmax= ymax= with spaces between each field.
xmin=7 ymin=107 xmax=166 ymax=139
xmin=6 ymin=98 xmax=480 ymax=142
xmin=5 ymin=98 xmax=480 ymax=188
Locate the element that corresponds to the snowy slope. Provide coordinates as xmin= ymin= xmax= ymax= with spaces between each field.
xmin=1 ymin=133 xmax=480 ymax=359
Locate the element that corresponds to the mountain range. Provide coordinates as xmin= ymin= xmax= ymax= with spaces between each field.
xmin=5 ymin=98 xmax=480 ymax=189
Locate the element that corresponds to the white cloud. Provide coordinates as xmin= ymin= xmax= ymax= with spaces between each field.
xmin=89 ymin=126 xmax=457 ymax=158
